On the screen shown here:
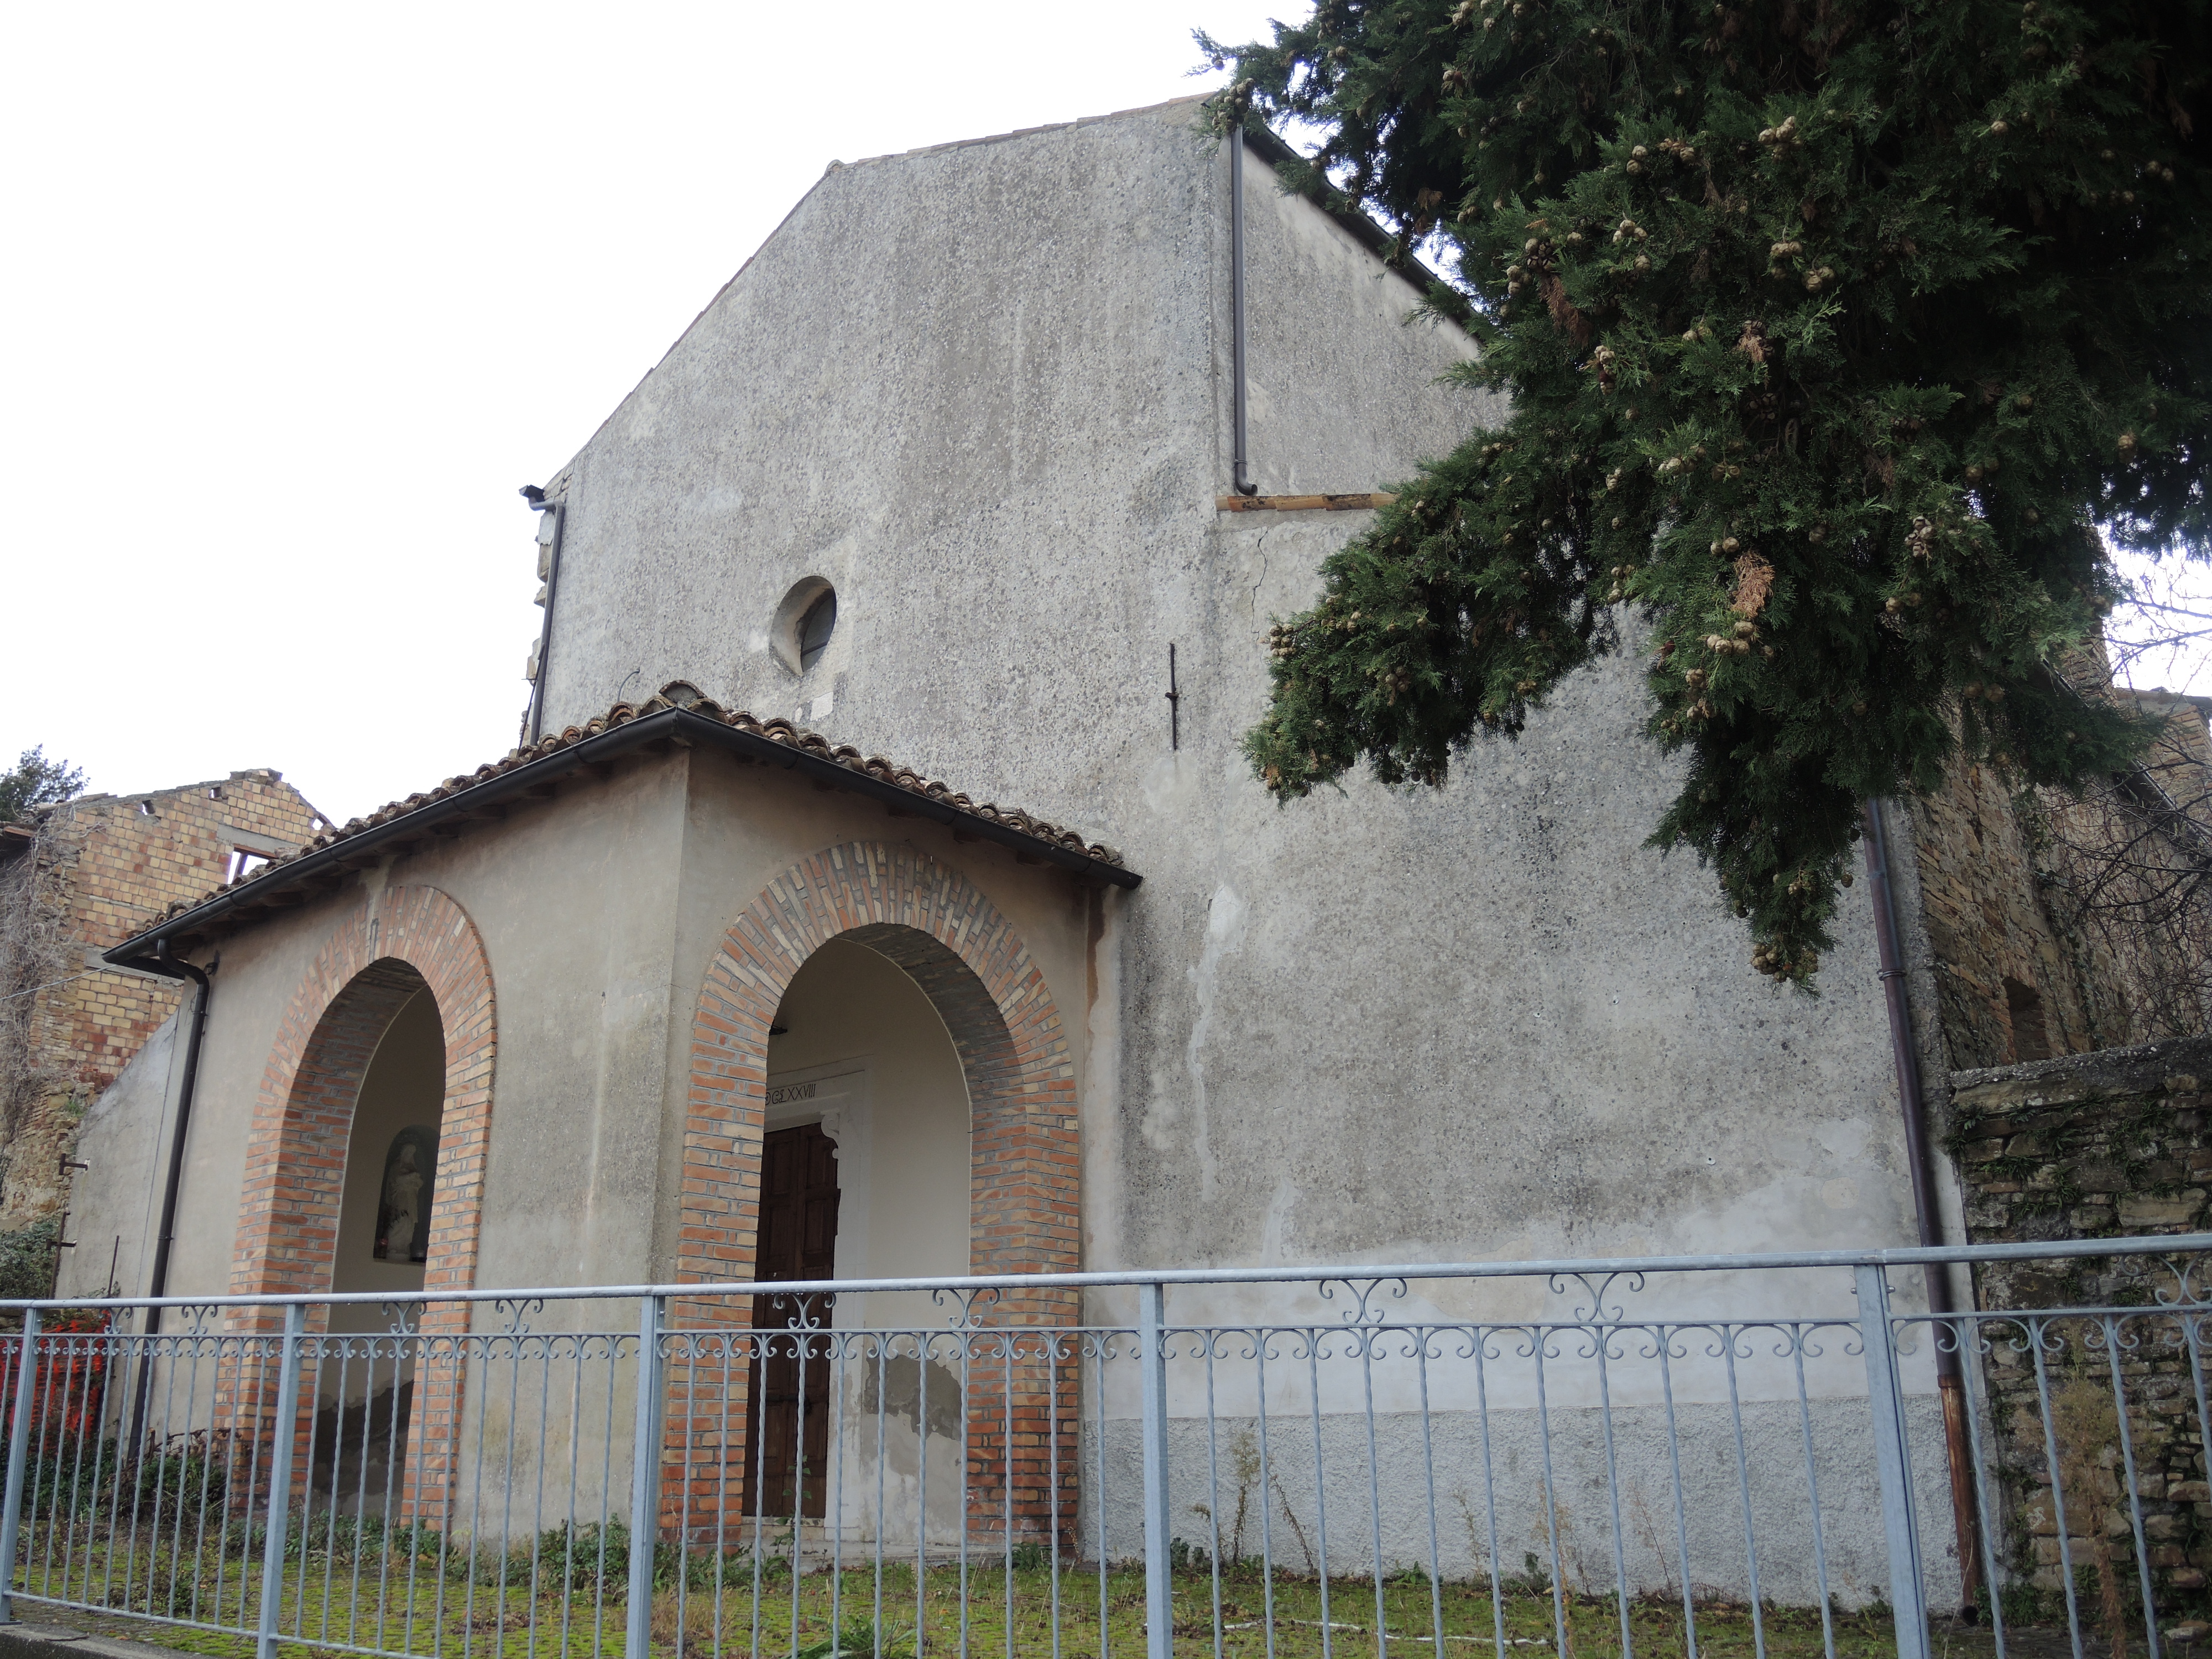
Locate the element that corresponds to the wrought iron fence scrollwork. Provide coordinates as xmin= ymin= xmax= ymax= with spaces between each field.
xmin=1548 ymin=1270 xmax=1647 ymax=1326
xmin=1316 ymin=1276 xmax=1409 ymax=1327
xmin=4 ymin=1241 xmax=2212 ymax=1659
xmin=930 ymin=1284 xmax=1001 ymax=1330
xmin=491 ymin=1296 xmax=545 ymax=1337
xmin=2144 ymin=1250 xmax=2212 ymax=1307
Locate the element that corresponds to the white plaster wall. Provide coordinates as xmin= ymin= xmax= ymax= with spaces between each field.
xmin=526 ymin=94 xmax=1916 ymax=1313
xmin=1079 ymin=1398 xmax=1963 ymax=1609
xmin=57 ymin=1007 xmax=180 ymax=1302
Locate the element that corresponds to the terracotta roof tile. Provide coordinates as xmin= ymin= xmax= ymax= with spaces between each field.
xmin=141 ymin=682 xmax=1124 ymax=929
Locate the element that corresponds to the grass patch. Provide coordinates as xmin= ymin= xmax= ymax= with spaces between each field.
xmin=7 ymin=1530 xmax=2068 ymax=1659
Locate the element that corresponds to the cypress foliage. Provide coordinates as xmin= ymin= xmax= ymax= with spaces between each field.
xmin=1213 ymin=0 xmax=2209 ymax=984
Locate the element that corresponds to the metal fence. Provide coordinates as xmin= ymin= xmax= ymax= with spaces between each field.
xmin=0 ymin=1235 xmax=2206 ymax=1659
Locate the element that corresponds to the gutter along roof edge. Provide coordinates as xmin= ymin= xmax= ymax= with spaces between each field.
xmin=105 ymin=707 xmax=1139 ymax=966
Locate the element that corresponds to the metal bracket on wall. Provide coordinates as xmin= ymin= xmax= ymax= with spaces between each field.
xmin=1166 ymin=644 xmax=1181 ymax=751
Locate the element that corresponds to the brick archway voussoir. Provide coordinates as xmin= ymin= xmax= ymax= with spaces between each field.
xmin=228 ymin=885 xmax=498 ymax=1316
xmin=682 ymin=843 xmax=1079 ymax=1296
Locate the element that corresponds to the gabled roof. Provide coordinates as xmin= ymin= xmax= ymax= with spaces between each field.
xmin=827 ymin=98 xmax=1447 ymax=296
xmin=106 ymin=682 xmax=1137 ymax=968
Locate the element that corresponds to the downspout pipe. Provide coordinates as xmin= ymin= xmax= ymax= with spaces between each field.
xmin=1862 ymin=799 xmax=1984 ymax=1616
xmin=1229 ymin=126 xmax=1258 ymax=497
xmin=523 ymin=487 xmax=565 ymax=745
xmin=122 ymin=942 xmax=212 ymax=1452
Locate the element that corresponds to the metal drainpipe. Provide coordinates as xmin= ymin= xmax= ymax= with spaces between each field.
xmin=524 ymin=490 xmax=566 ymax=745
xmin=127 ymin=943 xmax=212 ymax=1452
xmin=1229 ymin=126 xmax=1258 ymax=497
xmin=1861 ymin=799 xmax=1984 ymax=1617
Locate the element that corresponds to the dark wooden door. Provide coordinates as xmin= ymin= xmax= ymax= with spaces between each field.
xmin=741 ymin=1122 xmax=841 ymax=1518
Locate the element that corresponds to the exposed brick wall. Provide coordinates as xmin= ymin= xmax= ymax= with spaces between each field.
xmin=0 ymin=770 xmax=325 ymax=1227
xmin=218 ymin=884 xmax=497 ymax=1525
xmin=680 ymin=841 xmax=1081 ymax=1545
xmin=1947 ymin=1036 xmax=2212 ymax=1601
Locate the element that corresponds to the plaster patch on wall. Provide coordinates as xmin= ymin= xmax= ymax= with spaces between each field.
xmin=1260 ymin=1175 xmax=1301 ymax=1265
xmin=1182 ymin=883 xmax=1246 ymax=1202
xmin=359 ymin=860 xmax=392 ymax=940
xmin=1083 ymin=896 xmax=1129 ymax=1269
xmin=1140 ymin=754 xmax=1200 ymax=817
xmin=1811 ymin=1118 xmax=1872 ymax=1162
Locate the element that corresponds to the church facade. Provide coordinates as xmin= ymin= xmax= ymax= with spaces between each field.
xmin=61 ymin=96 xmax=2206 ymax=1590
xmin=79 ymin=93 xmax=1941 ymax=1318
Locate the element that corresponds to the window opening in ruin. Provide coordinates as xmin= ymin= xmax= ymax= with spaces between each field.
xmin=2004 ymin=976 xmax=2053 ymax=1063
xmin=798 ymin=588 xmax=837 ymax=672
xmin=226 ymin=848 xmax=270 ymax=883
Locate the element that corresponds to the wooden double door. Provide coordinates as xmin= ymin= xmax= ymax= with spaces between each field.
xmin=739 ymin=1123 xmax=841 ymax=1519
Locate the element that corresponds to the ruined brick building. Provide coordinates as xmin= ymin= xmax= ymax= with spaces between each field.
xmin=0 ymin=771 xmax=325 ymax=1247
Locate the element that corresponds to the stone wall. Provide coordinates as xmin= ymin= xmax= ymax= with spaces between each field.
xmin=1948 ymin=1036 xmax=2212 ymax=1607
xmin=1907 ymin=692 xmax=2212 ymax=1074
xmin=0 ymin=771 xmax=325 ymax=1226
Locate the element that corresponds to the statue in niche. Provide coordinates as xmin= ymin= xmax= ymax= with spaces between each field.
xmin=373 ymin=1126 xmax=438 ymax=1264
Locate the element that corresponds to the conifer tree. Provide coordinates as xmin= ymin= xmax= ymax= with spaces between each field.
xmin=1211 ymin=0 xmax=2209 ymax=984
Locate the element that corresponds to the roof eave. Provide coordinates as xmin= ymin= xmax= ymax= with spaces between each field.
xmin=1241 ymin=123 xmax=1452 ymax=299
xmin=104 ymin=707 xmax=1139 ymax=968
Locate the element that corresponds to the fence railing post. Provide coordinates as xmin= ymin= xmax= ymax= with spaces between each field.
xmin=627 ymin=1292 xmax=667 ymax=1659
xmin=1856 ymin=1264 xmax=1931 ymax=1659
xmin=256 ymin=1302 xmax=305 ymax=1659
xmin=1140 ymin=1280 xmax=1172 ymax=1659
xmin=0 ymin=1310 xmax=42 ymax=1624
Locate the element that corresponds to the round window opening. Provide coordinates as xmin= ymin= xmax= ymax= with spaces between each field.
xmin=798 ymin=588 xmax=837 ymax=671
xmin=771 ymin=578 xmax=838 ymax=676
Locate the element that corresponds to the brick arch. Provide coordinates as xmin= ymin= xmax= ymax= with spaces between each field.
xmin=685 ymin=842 xmax=1077 ymax=1287
xmin=679 ymin=841 xmax=1079 ymax=1541
xmin=221 ymin=886 xmax=495 ymax=1522
xmin=231 ymin=884 xmax=497 ymax=1307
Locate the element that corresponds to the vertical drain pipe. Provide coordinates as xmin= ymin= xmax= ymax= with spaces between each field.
xmin=124 ymin=943 xmax=212 ymax=1455
xmin=1230 ymin=125 xmax=1258 ymax=497
xmin=1863 ymin=799 xmax=1984 ymax=1618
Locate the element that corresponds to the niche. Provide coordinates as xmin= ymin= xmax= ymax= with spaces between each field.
xmin=373 ymin=1125 xmax=438 ymax=1264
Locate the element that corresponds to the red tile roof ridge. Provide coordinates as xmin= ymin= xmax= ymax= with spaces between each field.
xmin=144 ymin=682 xmax=1123 ymax=926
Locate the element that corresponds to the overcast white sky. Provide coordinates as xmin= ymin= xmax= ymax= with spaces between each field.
xmin=4 ymin=6 xmax=2200 ymax=831
xmin=0 ymin=2 xmax=1296 ymax=826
